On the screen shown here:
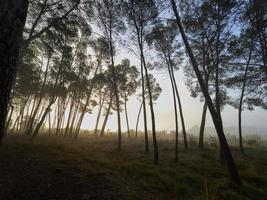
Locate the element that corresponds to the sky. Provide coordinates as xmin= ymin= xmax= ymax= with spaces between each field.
xmin=80 ymin=55 xmax=267 ymax=134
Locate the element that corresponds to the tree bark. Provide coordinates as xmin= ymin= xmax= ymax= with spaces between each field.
xmin=26 ymin=54 xmax=50 ymax=135
xmin=64 ymin=97 xmax=75 ymax=137
xmin=73 ymin=65 xmax=99 ymax=139
xmin=94 ymin=98 xmax=105 ymax=136
xmin=32 ymin=47 xmax=64 ymax=137
xmin=48 ymin=109 xmax=51 ymax=135
xmin=108 ymin=16 xmax=122 ymax=150
xmin=68 ymin=101 xmax=80 ymax=137
xmin=141 ymin=50 xmax=159 ymax=165
xmin=238 ymin=38 xmax=253 ymax=155
xmin=135 ymin=102 xmax=143 ymax=138
xmin=141 ymin=62 xmax=149 ymax=152
xmin=4 ymin=104 xmax=14 ymax=136
xmin=170 ymin=0 xmax=241 ymax=184
xmin=169 ymin=60 xmax=188 ymax=149
xmin=0 ymin=0 xmax=29 ymax=146
xmin=100 ymin=96 xmax=113 ymax=137
xmin=15 ymin=99 xmax=29 ymax=132
xmin=167 ymin=61 xmax=179 ymax=161
xmin=132 ymin=15 xmax=157 ymax=161
xmin=124 ymin=99 xmax=130 ymax=137
xmin=199 ymin=101 xmax=208 ymax=148
xmin=160 ymin=47 xmax=179 ymax=160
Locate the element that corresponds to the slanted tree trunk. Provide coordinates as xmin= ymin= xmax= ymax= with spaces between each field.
xmin=25 ymin=93 xmax=38 ymax=134
xmin=167 ymin=61 xmax=179 ymax=161
xmin=32 ymin=98 xmax=57 ymax=137
xmin=170 ymin=0 xmax=241 ymax=184
xmin=24 ymin=69 xmax=42 ymax=133
xmin=64 ymin=97 xmax=75 ymax=137
xmin=124 ymin=98 xmax=130 ymax=137
xmin=26 ymin=54 xmax=50 ymax=135
xmin=14 ymin=99 xmax=28 ymax=133
xmin=0 ymin=0 xmax=29 ymax=146
xmin=199 ymin=101 xmax=207 ymax=148
xmin=160 ymin=47 xmax=179 ymax=160
xmin=4 ymin=104 xmax=14 ymax=136
xmin=69 ymin=101 xmax=80 ymax=137
xmin=141 ymin=51 xmax=159 ymax=165
xmin=56 ymin=96 xmax=69 ymax=135
xmin=133 ymin=17 xmax=157 ymax=162
xmin=169 ymin=57 xmax=188 ymax=149
xmin=100 ymin=96 xmax=113 ymax=137
xmin=135 ymin=102 xmax=143 ymax=138
xmin=32 ymin=48 xmax=65 ymax=137
xmin=238 ymin=38 xmax=253 ymax=155
xmin=73 ymin=65 xmax=99 ymax=139
xmin=94 ymin=98 xmax=105 ymax=136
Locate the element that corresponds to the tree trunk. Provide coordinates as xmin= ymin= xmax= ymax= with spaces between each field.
xmin=108 ymin=22 xmax=122 ymax=150
xmin=26 ymin=55 xmax=50 ymax=135
xmin=13 ymin=95 xmax=30 ymax=134
xmin=94 ymin=98 xmax=105 ymax=136
xmin=135 ymin=102 xmax=143 ymax=138
xmin=64 ymin=97 xmax=75 ymax=138
xmin=141 ymin=51 xmax=159 ymax=165
xmin=131 ymin=9 xmax=149 ymax=153
xmin=141 ymin=62 xmax=149 ymax=152
xmin=199 ymin=101 xmax=208 ymax=148
xmin=69 ymin=101 xmax=80 ymax=137
xmin=32 ymin=47 xmax=65 ymax=137
xmin=48 ymin=109 xmax=51 ymax=135
xmin=167 ymin=62 xmax=179 ymax=161
xmin=238 ymin=38 xmax=253 ymax=155
xmin=214 ymin=4 xmax=226 ymax=164
xmin=100 ymin=97 xmax=112 ymax=137
xmin=134 ymin=21 xmax=157 ymax=162
xmin=124 ymin=99 xmax=130 ymax=137
xmin=32 ymin=98 xmax=57 ymax=137
xmin=4 ymin=104 xmax=14 ymax=136
xmin=11 ymin=114 xmax=20 ymax=134
xmin=0 ymin=0 xmax=29 ymax=146
xmin=170 ymin=61 xmax=188 ymax=149
xmin=73 ymin=64 xmax=100 ymax=139
xmin=170 ymin=0 xmax=241 ymax=184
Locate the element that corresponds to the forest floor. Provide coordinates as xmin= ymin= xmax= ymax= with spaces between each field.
xmin=0 ymin=133 xmax=267 ymax=200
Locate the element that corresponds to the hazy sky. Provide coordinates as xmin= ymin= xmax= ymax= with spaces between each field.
xmin=80 ymin=55 xmax=267 ymax=133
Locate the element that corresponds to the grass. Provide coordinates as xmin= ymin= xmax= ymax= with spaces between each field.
xmin=0 ymin=133 xmax=266 ymax=200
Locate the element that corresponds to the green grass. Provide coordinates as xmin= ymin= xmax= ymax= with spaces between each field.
xmin=0 ymin=134 xmax=266 ymax=200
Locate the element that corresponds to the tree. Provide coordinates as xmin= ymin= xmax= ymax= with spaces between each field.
xmin=1 ymin=0 xmax=83 ymax=144
xmin=135 ymin=73 xmax=162 ymax=143
xmin=94 ymin=0 xmax=125 ymax=149
xmin=125 ymin=0 xmax=159 ymax=164
xmin=180 ymin=0 xmax=235 ymax=149
xmin=116 ymin=59 xmax=140 ymax=137
xmin=224 ymin=0 xmax=267 ymax=154
xmin=89 ymin=37 xmax=110 ymax=136
xmin=0 ymin=0 xmax=29 ymax=146
xmin=146 ymin=22 xmax=188 ymax=157
xmin=170 ymin=0 xmax=241 ymax=184
xmin=32 ymin=20 xmax=82 ymax=137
